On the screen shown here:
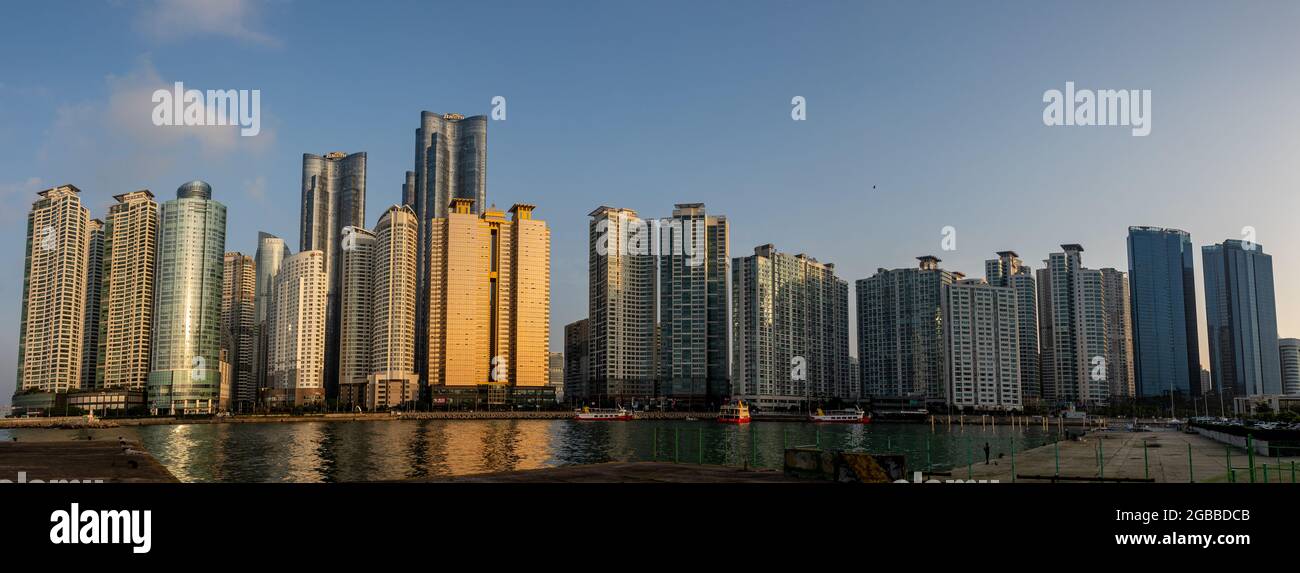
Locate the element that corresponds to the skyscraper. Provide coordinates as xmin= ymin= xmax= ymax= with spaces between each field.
xmin=253 ymin=232 xmax=290 ymax=407
xmin=222 ymin=252 xmax=256 ymax=411
xmin=15 ymin=185 xmax=91 ymax=404
xmin=412 ymin=112 xmax=489 ymax=385
xmin=985 ymin=251 xmax=1040 ymax=403
xmin=1100 ymin=268 xmax=1135 ymax=399
xmin=942 ymin=278 xmax=1022 ymax=411
xmin=149 ymin=181 xmax=227 ymax=415
xmin=337 ymin=226 xmax=375 ymax=409
xmin=548 ymin=352 xmax=565 ymax=403
xmin=300 ymin=151 xmax=366 ymax=401
xmin=588 ymin=206 xmax=656 ymax=404
xmin=268 ymin=250 xmax=328 ymax=406
xmin=658 ymin=203 xmax=729 ymax=407
xmin=369 ymin=205 xmax=420 ymax=409
xmin=1203 ymin=239 xmax=1281 ymax=397
xmin=1279 ymin=338 xmax=1300 ymax=395
xmin=81 ymin=219 xmax=104 ymax=389
xmin=732 ymin=244 xmax=850 ymax=409
xmin=426 ymin=199 xmax=550 ymax=407
xmin=857 ymin=256 xmax=954 ymax=403
xmin=1036 ymin=245 xmax=1110 ymax=406
xmin=98 ymin=190 xmax=158 ymax=392
xmin=1126 ymin=226 xmax=1202 ymax=400
xmin=564 ymin=319 xmax=591 ymax=405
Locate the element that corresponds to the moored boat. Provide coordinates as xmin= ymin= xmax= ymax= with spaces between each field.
xmin=809 ymin=406 xmax=870 ymax=424
xmin=575 ymin=406 xmax=633 ymax=421
xmin=717 ymin=400 xmax=751 ymax=424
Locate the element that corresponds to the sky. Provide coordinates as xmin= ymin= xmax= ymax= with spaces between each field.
xmin=3 ymin=0 xmax=1300 ymax=405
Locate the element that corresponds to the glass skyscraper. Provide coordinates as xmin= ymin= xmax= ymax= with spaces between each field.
xmin=1126 ymin=227 xmax=1201 ymax=399
xmin=148 ymin=181 xmax=227 ymax=414
xmin=1203 ymin=239 xmax=1281 ymax=397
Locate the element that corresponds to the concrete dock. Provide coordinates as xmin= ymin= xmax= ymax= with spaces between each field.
xmin=420 ymin=461 xmax=802 ymax=483
xmin=0 ymin=440 xmax=178 ymax=483
xmin=949 ymin=429 xmax=1300 ymax=483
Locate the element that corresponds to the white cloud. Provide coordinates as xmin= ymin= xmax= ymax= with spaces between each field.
xmin=136 ymin=0 xmax=280 ymax=47
xmin=243 ymin=175 xmax=268 ymax=201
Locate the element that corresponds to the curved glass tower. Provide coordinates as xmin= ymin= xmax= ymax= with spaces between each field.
xmin=148 ymin=180 xmax=227 ymax=414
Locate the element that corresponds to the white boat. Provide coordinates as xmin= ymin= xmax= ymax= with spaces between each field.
xmin=809 ymin=406 xmax=870 ymax=424
xmin=574 ymin=406 xmax=633 ymax=421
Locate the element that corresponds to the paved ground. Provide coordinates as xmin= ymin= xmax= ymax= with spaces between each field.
xmin=421 ymin=461 xmax=803 ymax=483
xmin=0 ymin=439 xmax=178 ymax=483
xmin=949 ymin=429 xmax=1300 ymax=483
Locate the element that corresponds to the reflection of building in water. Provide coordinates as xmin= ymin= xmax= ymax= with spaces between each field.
xmin=438 ymin=420 xmax=552 ymax=475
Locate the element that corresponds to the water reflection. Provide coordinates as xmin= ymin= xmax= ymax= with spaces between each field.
xmin=0 ymin=420 xmax=1057 ymax=482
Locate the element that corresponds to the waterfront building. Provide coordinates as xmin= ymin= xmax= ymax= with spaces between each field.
xmin=148 ymin=181 xmax=227 ymax=415
xmin=253 ymin=232 xmax=290 ymax=406
xmin=941 ymin=278 xmax=1022 ymax=411
xmin=1126 ymin=226 xmax=1202 ymax=400
xmin=300 ymin=151 xmax=366 ymax=401
xmin=549 ymin=352 xmax=565 ymax=403
xmin=1203 ymin=239 xmax=1281 ymax=397
xmin=337 ymin=226 xmax=376 ymax=408
xmin=732 ymin=244 xmax=850 ymax=410
xmin=985 ymin=251 xmax=1040 ymax=403
xmin=658 ymin=203 xmax=729 ymax=407
xmin=1100 ymin=268 xmax=1135 ymax=399
xmin=426 ymin=199 xmax=551 ymax=407
xmin=15 ymin=185 xmax=92 ymax=406
xmin=368 ymin=206 xmax=420 ymax=409
xmin=81 ymin=219 xmax=104 ymax=389
xmin=1282 ymin=339 xmax=1300 ymax=395
xmin=564 ymin=319 xmax=591 ymax=405
xmin=588 ymin=206 xmax=656 ymax=404
xmin=268 ymin=250 xmax=328 ymax=406
xmin=1036 ymin=245 xmax=1112 ymax=406
xmin=856 ymin=256 xmax=955 ymax=405
xmin=222 ymin=252 xmax=256 ymax=411
xmin=97 ymin=190 xmax=158 ymax=393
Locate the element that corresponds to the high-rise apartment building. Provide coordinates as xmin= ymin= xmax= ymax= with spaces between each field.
xmin=97 ymin=190 xmax=158 ymax=392
xmin=15 ymin=185 xmax=92 ymax=403
xmin=942 ymin=278 xmax=1022 ymax=411
xmin=658 ymin=203 xmax=729 ymax=406
xmin=588 ymin=206 xmax=656 ymax=404
xmin=985 ymin=251 xmax=1039 ymax=403
xmin=222 ymin=252 xmax=256 ymax=411
xmin=1279 ymin=338 xmax=1300 ymax=395
xmin=1100 ymin=268 xmax=1135 ymax=399
xmin=564 ymin=319 xmax=591 ymax=405
xmin=1036 ymin=245 xmax=1118 ymax=406
xmin=81 ymin=219 xmax=104 ymax=389
xmin=732 ymin=244 xmax=850 ymax=410
xmin=253 ymin=232 xmax=290 ymax=406
xmin=548 ymin=352 xmax=565 ymax=403
xmin=857 ymin=256 xmax=954 ymax=403
xmin=368 ymin=206 xmax=420 ymax=409
xmin=426 ymin=199 xmax=550 ymax=406
xmin=1126 ymin=226 xmax=1202 ymax=400
xmin=1203 ymin=239 xmax=1280 ymax=397
xmin=300 ymin=151 xmax=366 ymax=402
xmin=268 ymin=250 xmax=328 ymax=406
xmin=337 ymin=226 xmax=375 ymax=408
xmin=149 ymin=181 xmax=227 ymax=415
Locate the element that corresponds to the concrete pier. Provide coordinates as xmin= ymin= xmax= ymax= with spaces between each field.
xmin=0 ymin=440 xmax=178 ymax=483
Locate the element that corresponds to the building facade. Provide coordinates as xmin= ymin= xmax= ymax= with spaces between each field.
xmin=942 ymin=278 xmax=1022 ymax=411
xmin=15 ymin=185 xmax=92 ymax=401
xmin=1203 ymin=239 xmax=1281 ymax=397
xmin=588 ymin=206 xmax=656 ymax=404
xmin=564 ymin=319 xmax=591 ymax=405
xmin=1100 ymin=267 xmax=1135 ymax=399
xmin=1036 ymin=245 xmax=1113 ymax=407
xmin=857 ymin=256 xmax=954 ymax=404
xmin=268 ymin=250 xmax=328 ymax=406
xmin=222 ymin=252 xmax=256 ymax=411
xmin=732 ymin=244 xmax=850 ymax=410
xmin=1280 ymin=338 xmax=1300 ymax=395
xmin=337 ymin=226 xmax=375 ymax=408
xmin=548 ymin=352 xmax=565 ymax=403
xmin=658 ymin=203 xmax=729 ymax=407
xmin=300 ymin=151 xmax=366 ymax=402
xmin=253 ymin=232 xmax=291 ymax=407
xmin=985 ymin=251 xmax=1039 ymax=404
xmin=97 ymin=190 xmax=158 ymax=392
xmin=368 ymin=206 xmax=420 ymax=409
xmin=148 ymin=181 xmax=227 ymax=414
xmin=1126 ymin=226 xmax=1202 ymax=400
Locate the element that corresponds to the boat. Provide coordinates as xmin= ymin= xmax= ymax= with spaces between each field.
xmin=717 ymin=400 xmax=751 ymax=424
xmin=574 ymin=406 xmax=633 ymax=421
xmin=809 ymin=406 xmax=870 ymax=424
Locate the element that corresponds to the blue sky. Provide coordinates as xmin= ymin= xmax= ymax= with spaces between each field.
xmin=3 ymin=0 xmax=1300 ymax=404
